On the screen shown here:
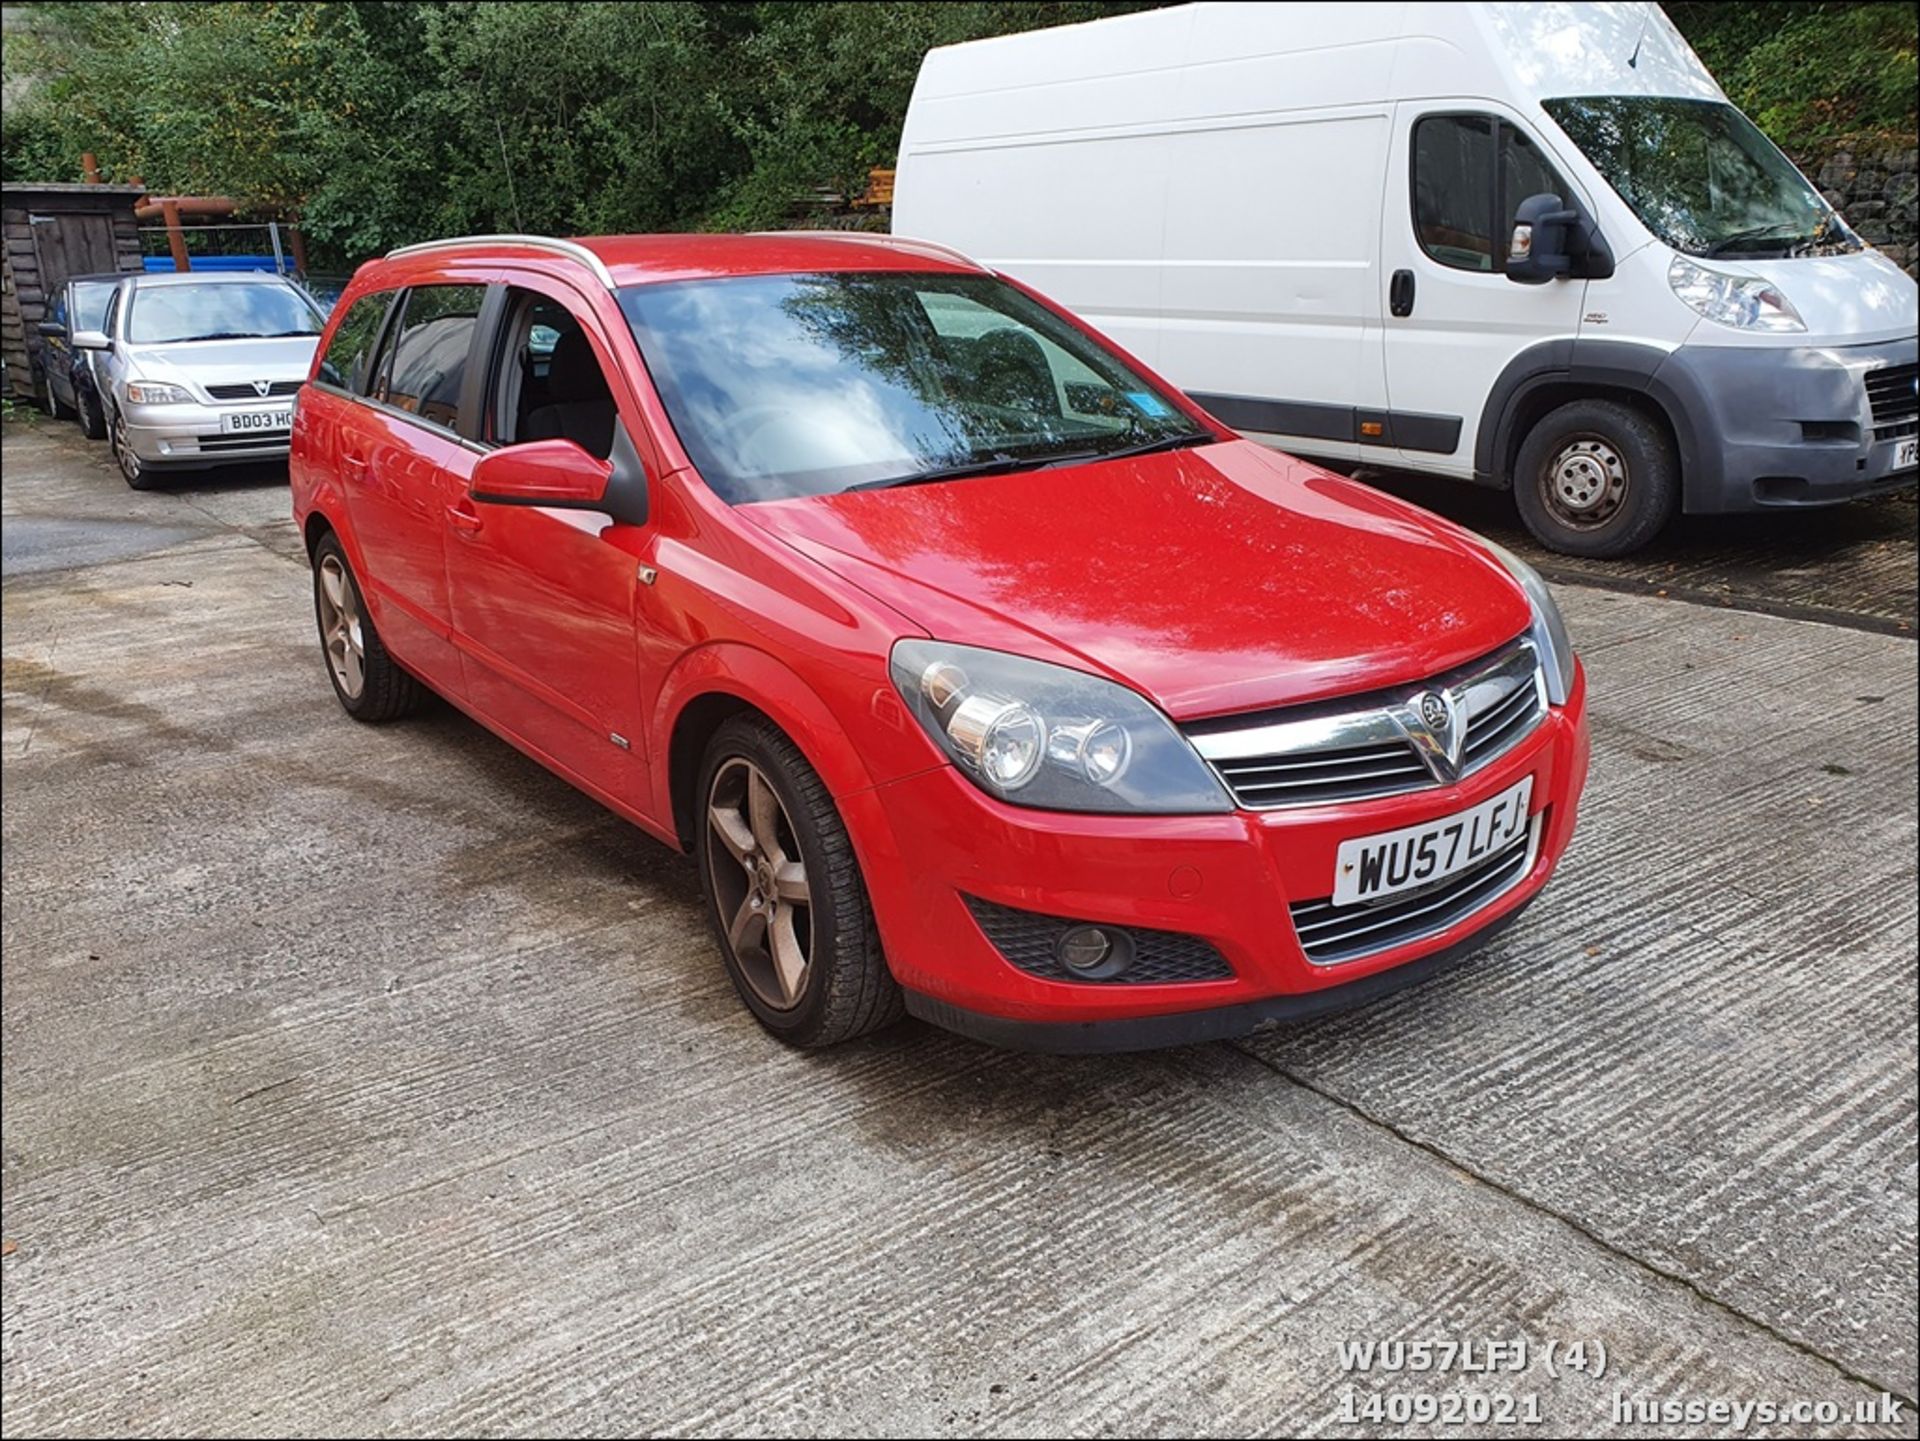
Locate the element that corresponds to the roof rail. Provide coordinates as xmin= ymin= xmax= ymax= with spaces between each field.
xmin=754 ymin=230 xmax=990 ymax=273
xmin=384 ymin=234 xmax=616 ymax=289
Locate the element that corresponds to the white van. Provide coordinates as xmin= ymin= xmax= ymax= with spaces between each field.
xmin=892 ymin=1 xmax=1919 ymax=556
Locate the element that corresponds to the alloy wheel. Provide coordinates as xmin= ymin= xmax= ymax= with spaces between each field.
xmin=1542 ymin=436 xmax=1628 ymax=530
xmin=111 ymin=412 xmax=143 ymax=485
xmin=316 ymin=554 xmax=367 ymax=699
xmin=705 ymin=757 xmax=814 ymax=1010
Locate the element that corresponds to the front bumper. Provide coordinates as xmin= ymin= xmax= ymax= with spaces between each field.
xmin=121 ymin=399 xmax=293 ymax=468
xmin=1668 ymin=337 xmax=1918 ymax=513
xmin=844 ymin=665 xmax=1590 ymax=1051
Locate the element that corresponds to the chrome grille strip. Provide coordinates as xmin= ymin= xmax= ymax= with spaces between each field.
xmin=1187 ymin=637 xmax=1546 ymax=810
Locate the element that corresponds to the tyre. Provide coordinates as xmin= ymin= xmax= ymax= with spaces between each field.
xmin=75 ymin=382 xmax=107 ymax=441
xmin=310 ymin=533 xmax=425 ymax=721
xmin=38 ymin=371 xmax=72 ymax=420
xmin=1512 ymin=399 xmax=1677 ymax=559
xmin=695 ymin=715 xmax=903 ymax=1048
xmin=110 ymin=407 xmax=155 ymax=490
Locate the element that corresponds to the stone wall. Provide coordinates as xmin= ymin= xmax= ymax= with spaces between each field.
xmin=1807 ymin=140 xmax=1920 ymax=277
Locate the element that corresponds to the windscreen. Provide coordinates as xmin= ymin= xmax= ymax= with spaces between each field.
xmin=126 ymin=282 xmax=325 ymax=345
xmin=619 ymin=271 xmax=1207 ymax=504
xmin=1542 ymin=96 xmax=1857 ymax=259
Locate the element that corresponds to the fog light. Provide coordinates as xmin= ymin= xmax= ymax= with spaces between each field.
xmin=1057 ymin=924 xmax=1130 ymax=979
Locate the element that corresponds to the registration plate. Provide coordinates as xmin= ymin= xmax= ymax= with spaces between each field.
xmin=1896 ymin=437 xmax=1918 ymax=470
xmin=1332 ymin=776 xmax=1534 ymax=907
xmin=220 ymin=408 xmax=292 ymax=434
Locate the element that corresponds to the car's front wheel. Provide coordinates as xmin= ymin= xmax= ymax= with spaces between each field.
xmin=310 ymin=533 xmax=424 ymax=721
xmin=696 ymin=716 xmax=903 ymax=1047
xmin=75 ymin=382 xmax=107 ymax=441
xmin=110 ymin=409 xmax=154 ymax=490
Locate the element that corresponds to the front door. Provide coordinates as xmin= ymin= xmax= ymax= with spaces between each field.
xmin=1380 ymin=105 xmax=1592 ymax=477
xmin=444 ymin=281 xmax=651 ymax=812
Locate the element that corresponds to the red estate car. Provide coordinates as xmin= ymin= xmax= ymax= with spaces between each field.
xmin=290 ymin=232 xmax=1590 ymax=1052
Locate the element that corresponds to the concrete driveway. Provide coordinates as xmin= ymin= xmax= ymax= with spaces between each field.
xmin=2 ymin=421 xmax=1915 ymax=1438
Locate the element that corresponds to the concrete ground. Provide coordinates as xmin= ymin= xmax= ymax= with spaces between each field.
xmin=2 ymin=420 xmax=1915 ymax=1439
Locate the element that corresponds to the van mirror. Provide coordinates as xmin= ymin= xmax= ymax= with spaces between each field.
xmin=1506 ymin=193 xmax=1577 ymax=284
xmin=71 ymin=328 xmax=111 ymax=351
xmin=470 ymin=436 xmax=648 ymax=527
xmin=1506 ymin=193 xmax=1614 ymax=284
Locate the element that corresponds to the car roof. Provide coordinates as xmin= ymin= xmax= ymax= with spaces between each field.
xmin=122 ymin=270 xmax=304 ymax=288
xmin=375 ymin=231 xmax=988 ymax=291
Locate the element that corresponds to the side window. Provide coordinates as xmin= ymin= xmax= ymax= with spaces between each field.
xmin=379 ymin=284 xmax=486 ymax=431
xmin=102 ymin=288 xmax=121 ymax=341
xmin=317 ymin=291 xmax=394 ymax=395
xmin=1414 ymin=115 xmax=1576 ymax=272
xmin=51 ymin=290 xmax=68 ymax=329
xmin=490 ymin=287 xmax=619 ymax=460
xmin=1414 ymin=115 xmax=1497 ymax=271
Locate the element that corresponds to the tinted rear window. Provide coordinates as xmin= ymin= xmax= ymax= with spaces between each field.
xmin=317 ymin=291 xmax=395 ymax=395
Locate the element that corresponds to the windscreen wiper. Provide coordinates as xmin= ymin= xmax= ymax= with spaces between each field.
xmin=846 ymin=454 xmax=1041 ymax=492
xmin=171 ymin=331 xmax=262 ymax=342
xmin=1038 ymin=431 xmax=1215 ymax=469
xmin=1701 ymin=222 xmax=1798 ymax=258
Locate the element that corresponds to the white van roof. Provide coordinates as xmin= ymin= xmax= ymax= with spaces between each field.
xmin=906 ymin=1 xmax=1723 ymax=142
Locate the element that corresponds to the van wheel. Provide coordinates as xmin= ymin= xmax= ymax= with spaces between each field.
xmin=1513 ymin=400 xmax=1676 ymax=558
xmin=311 ymin=534 xmax=425 ymax=721
xmin=696 ymin=716 xmax=903 ymax=1048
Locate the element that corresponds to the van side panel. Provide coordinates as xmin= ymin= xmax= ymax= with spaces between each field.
xmin=1157 ymin=111 xmax=1391 ymax=461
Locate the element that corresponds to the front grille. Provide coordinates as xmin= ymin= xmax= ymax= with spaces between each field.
xmin=205 ymin=380 xmax=302 ymax=400
xmin=1865 ymin=363 xmax=1917 ymax=441
xmin=1288 ymin=814 xmax=1542 ymax=965
xmin=1187 ymin=638 xmax=1546 ymax=810
xmin=194 ymin=431 xmax=291 ymax=452
xmin=964 ymin=896 xmax=1234 ymax=985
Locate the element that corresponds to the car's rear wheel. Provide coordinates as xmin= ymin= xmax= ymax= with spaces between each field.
xmin=1512 ymin=399 xmax=1677 ymax=558
xmin=696 ymin=716 xmax=903 ymax=1047
xmin=38 ymin=371 xmax=72 ymax=420
xmin=311 ymin=533 xmax=425 ymax=721
xmin=110 ymin=409 xmax=154 ymax=490
xmin=75 ymin=382 xmax=107 ymax=441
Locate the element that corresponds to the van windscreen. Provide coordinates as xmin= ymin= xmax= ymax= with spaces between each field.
xmin=1542 ymin=96 xmax=1857 ymax=260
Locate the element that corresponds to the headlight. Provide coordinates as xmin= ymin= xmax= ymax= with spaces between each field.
xmin=1486 ymin=544 xmax=1576 ymax=705
xmin=1668 ymin=254 xmax=1804 ymax=332
xmin=890 ymin=639 xmax=1232 ymax=813
xmin=125 ymin=381 xmax=191 ymax=404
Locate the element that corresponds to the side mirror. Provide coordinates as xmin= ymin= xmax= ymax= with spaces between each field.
xmin=1506 ymin=192 xmax=1615 ymax=284
xmin=469 ymin=435 xmax=648 ymax=527
xmin=36 ymin=320 xmax=67 ymax=338
xmin=71 ymin=329 xmax=111 ymax=351
xmin=1506 ymin=193 xmax=1576 ymax=284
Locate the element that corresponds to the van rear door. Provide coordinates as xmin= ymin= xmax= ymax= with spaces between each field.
xmin=1380 ymin=105 xmax=1590 ymax=478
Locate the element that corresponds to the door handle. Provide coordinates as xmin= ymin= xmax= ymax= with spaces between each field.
xmin=446 ymin=502 xmax=484 ymax=535
xmin=340 ymin=451 xmax=369 ymax=482
xmin=1389 ymin=269 xmax=1416 ymax=318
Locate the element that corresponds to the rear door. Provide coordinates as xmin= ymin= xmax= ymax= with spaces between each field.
xmin=332 ymin=283 xmax=490 ymax=695
xmin=1380 ymin=105 xmax=1591 ymax=477
xmin=441 ymin=278 xmax=652 ymax=811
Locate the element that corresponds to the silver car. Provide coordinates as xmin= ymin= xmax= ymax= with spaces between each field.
xmin=76 ymin=271 xmax=326 ymax=489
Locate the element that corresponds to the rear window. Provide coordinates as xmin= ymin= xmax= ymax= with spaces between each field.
xmin=378 ymin=285 xmax=486 ymax=430
xmin=317 ymin=291 xmax=395 ymax=395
